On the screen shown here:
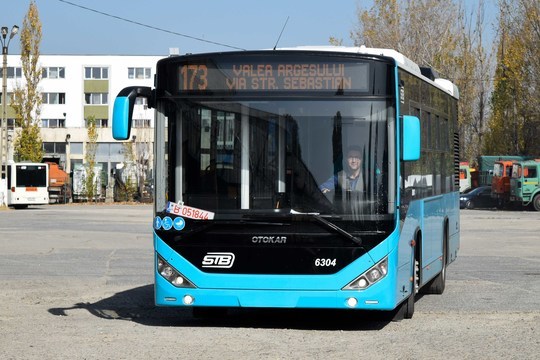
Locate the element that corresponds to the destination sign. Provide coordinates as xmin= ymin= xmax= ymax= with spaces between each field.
xmin=177 ymin=60 xmax=370 ymax=93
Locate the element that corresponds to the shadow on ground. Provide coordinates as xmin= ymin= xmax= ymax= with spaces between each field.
xmin=48 ymin=284 xmax=394 ymax=330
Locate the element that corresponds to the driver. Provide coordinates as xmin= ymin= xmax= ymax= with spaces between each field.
xmin=320 ymin=146 xmax=364 ymax=194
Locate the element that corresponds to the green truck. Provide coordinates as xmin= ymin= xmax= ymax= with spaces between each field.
xmin=510 ymin=159 xmax=540 ymax=211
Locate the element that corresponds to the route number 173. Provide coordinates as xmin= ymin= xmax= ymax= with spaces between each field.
xmin=180 ymin=65 xmax=208 ymax=90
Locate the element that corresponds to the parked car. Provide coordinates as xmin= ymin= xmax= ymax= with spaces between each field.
xmin=460 ymin=186 xmax=498 ymax=209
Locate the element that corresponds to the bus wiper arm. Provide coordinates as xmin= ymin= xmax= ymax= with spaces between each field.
xmin=241 ymin=210 xmax=361 ymax=246
xmin=290 ymin=210 xmax=362 ymax=246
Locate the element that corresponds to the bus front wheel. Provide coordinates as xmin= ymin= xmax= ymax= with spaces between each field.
xmin=392 ymin=248 xmax=418 ymax=321
xmin=422 ymin=224 xmax=448 ymax=295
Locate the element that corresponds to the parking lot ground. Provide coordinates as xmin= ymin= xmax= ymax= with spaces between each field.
xmin=0 ymin=205 xmax=538 ymax=359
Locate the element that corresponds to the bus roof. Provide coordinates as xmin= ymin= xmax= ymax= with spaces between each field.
xmin=276 ymin=46 xmax=459 ymax=99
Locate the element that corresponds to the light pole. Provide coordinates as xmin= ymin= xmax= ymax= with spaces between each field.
xmin=0 ymin=25 xmax=18 ymax=206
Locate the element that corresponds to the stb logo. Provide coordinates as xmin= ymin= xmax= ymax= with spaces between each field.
xmin=202 ymin=252 xmax=235 ymax=268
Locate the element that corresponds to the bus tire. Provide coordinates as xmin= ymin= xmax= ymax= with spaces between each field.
xmin=422 ymin=224 xmax=448 ymax=295
xmin=392 ymin=247 xmax=418 ymax=321
xmin=533 ymin=194 xmax=540 ymax=212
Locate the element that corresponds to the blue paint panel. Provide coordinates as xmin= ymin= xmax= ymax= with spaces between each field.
xmin=424 ymin=196 xmax=444 ymax=264
xmin=112 ymin=96 xmax=130 ymax=140
xmin=154 ymin=232 xmax=402 ymax=310
xmin=155 ymin=267 xmax=399 ymax=310
xmin=399 ymin=192 xmax=460 ymax=288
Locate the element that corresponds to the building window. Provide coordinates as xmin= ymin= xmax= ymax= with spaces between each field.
xmin=110 ymin=143 xmax=124 ymax=156
xmin=41 ymin=119 xmax=66 ymax=128
xmin=0 ymin=67 xmax=22 ymax=79
xmin=128 ymin=67 xmax=151 ymax=79
xmin=133 ymin=119 xmax=151 ymax=128
xmin=43 ymin=142 xmax=55 ymax=153
xmin=96 ymin=119 xmax=108 ymax=128
xmin=84 ymin=93 xmax=108 ymax=105
xmin=70 ymin=143 xmax=83 ymax=155
xmin=84 ymin=67 xmax=109 ymax=79
xmin=42 ymin=93 xmax=66 ymax=104
xmin=86 ymin=118 xmax=108 ymax=128
xmin=42 ymin=67 xmax=65 ymax=79
xmin=43 ymin=142 xmax=66 ymax=154
xmin=97 ymin=143 xmax=109 ymax=156
xmin=0 ymin=92 xmax=14 ymax=105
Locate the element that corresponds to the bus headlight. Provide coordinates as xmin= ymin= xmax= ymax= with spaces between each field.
xmin=343 ymin=257 xmax=388 ymax=290
xmin=157 ymin=255 xmax=196 ymax=288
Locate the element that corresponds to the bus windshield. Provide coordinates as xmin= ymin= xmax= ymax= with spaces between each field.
xmin=15 ymin=165 xmax=47 ymax=187
xmin=162 ymin=98 xmax=392 ymax=226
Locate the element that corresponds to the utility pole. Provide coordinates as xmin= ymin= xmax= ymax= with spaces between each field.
xmin=0 ymin=25 xmax=19 ymax=206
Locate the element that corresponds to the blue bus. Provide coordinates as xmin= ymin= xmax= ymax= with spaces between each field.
xmin=113 ymin=47 xmax=459 ymax=319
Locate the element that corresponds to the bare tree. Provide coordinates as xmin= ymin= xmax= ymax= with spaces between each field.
xmin=352 ymin=0 xmax=494 ymax=161
xmin=458 ymin=0 xmax=494 ymax=161
xmin=352 ymin=0 xmax=401 ymax=50
xmin=352 ymin=0 xmax=461 ymax=77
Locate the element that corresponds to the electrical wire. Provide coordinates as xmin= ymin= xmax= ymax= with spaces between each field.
xmin=57 ymin=0 xmax=246 ymax=51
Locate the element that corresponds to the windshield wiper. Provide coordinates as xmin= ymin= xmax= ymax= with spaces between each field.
xmin=240 ymin=210 xmax=362 ymax=246
xmin=289 ymin=209 xmax=362 ymax=246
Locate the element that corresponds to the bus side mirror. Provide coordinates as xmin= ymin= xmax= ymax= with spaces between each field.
xmin=112 ymin=97 xmax=131 ymax=140
xmin=112 ymin=86 xmax=152 ymax=140
xmin=402 ymin=115 xmax=420 ymax=161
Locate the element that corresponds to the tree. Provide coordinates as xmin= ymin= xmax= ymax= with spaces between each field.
xmin=116 ymin=141 xmax=138 ymax=202
xmin=515 ymin=0 xmax=540 ymax=155
xmin=484 ymin=0 xmax=539 ymax=155
xmin=352 ymin=0 xmax=401 ymax=50
xmin=84 ymin=116 xmax=98 ymax=201
xmin=328 ymin=37 xmax=343 ymax=46
xmin=457 ymin=0 xmax=494 ymax=161
xmin=11 ymin=1 xmax=43 ymax=162
xmin=351 ymin=0 xmax=494 ymax=162
xmin=352 ymin=0 xmax=461 ymax=75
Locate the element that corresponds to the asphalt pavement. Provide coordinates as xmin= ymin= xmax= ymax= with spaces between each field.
xmin=0 ymin=204 xmax=538 ymax=359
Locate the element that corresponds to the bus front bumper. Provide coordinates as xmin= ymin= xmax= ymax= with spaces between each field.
xmin=155 ymin=276 xmax=398 ymax=310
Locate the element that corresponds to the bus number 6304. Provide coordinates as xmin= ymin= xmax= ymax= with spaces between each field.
xmin=315 ymin=258 xmax=337 ymax=267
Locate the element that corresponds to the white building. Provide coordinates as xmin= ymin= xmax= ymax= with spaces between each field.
xmin=2 ymin=54 xmax=163 ymax=185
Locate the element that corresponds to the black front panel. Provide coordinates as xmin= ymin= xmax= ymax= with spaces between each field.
xmin=179 ymin=245 xmax=365 ymax=275
xmin=155 ymin=212 xmax=388 ymax=274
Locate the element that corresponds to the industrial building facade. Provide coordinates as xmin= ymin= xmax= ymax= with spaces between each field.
xmin=2 ymin=54 xmax=162 ymax=188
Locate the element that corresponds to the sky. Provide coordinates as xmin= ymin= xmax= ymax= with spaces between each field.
xmin=4 ymin=0 xmax=498 ymax=57
xmin=4 ymin=0 xmax=359 ymax=56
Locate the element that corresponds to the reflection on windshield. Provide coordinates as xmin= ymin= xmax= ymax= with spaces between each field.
xmin=167 ymin=100 xmax=391 ymax=222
